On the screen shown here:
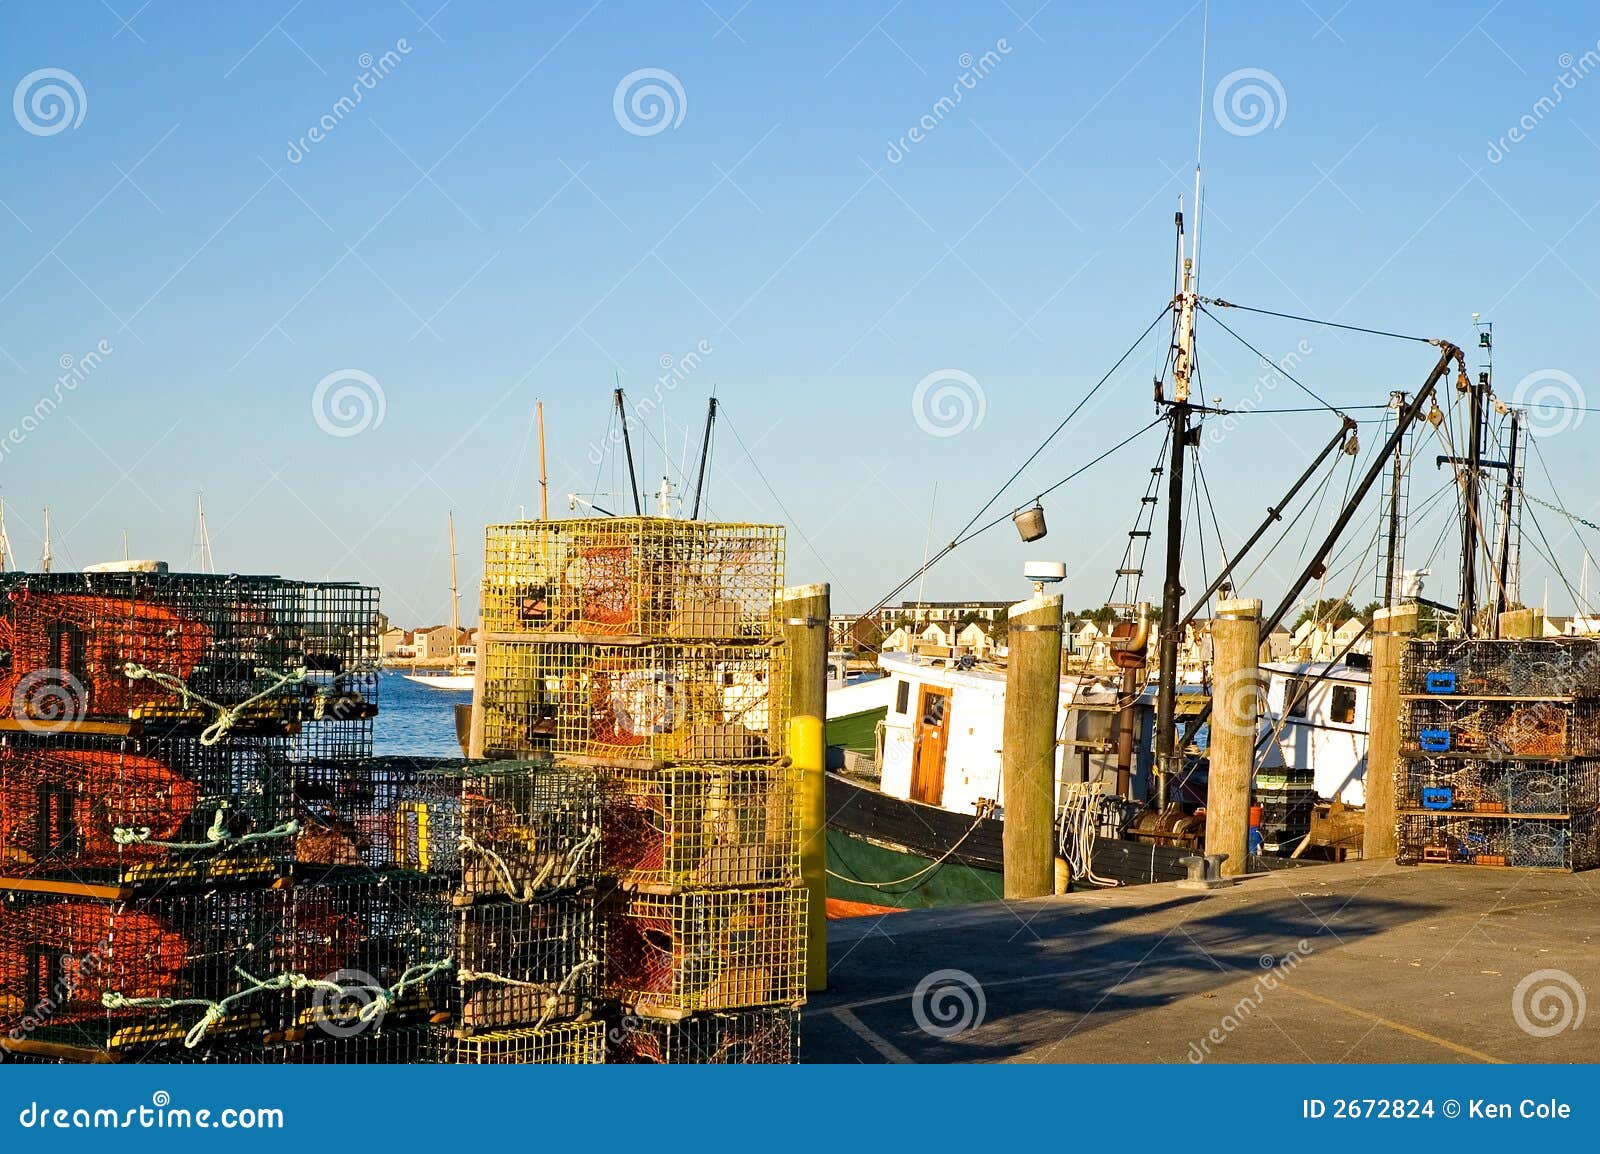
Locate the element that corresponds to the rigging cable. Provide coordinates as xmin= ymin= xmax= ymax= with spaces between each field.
xmin=1199 ymin=303 xmax=1344 ymax=415
xmin=1198 ymin=298 xmax=1437 ymax=345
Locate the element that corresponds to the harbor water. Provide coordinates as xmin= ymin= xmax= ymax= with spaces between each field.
xmin=373 ymin=669 xmax=471 ymax=758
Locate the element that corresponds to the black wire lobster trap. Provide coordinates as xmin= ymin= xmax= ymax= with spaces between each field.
xmin=0 ymin=883 xmax=292 ymax=1061
xmin=607 ymin=1007 xmax=798 ymax=1064
xmin=1401 ymin=638 xmax=1600 ymax=698
xmin=1396 ymin=812 xmax=1600 ymax=870
xmin=292 ymin=758 xmax=602 ymax=901
xmin=0 ymin=731 xmax=298 ymax=889
xmin=1401 ymin=698 xmax=1600 ymax=759
xmin=449 ymin=896 xmax=598 ymax=1034
xmin=0 ymin=572 xmax=380 ymax=738
xmin=481 ymin=641 xmax=787 ymax=764
xmin=1403 ymin=758 xmax=1600 ymax=815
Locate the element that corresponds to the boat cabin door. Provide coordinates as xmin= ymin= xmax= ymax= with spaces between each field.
xmin=910 ymin=684 xmax=952 ymax=805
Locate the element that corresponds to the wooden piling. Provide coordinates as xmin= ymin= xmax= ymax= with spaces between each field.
xmin=1002 ymin=594 xmax=1063 ymax=899
xmin=1206 ymin=598 xmax=1260 ymax=878
xmin=1364 ymin=603 xmax=1418 ymax=859
xmin=780 ymin=583 xmax=829 ymax=992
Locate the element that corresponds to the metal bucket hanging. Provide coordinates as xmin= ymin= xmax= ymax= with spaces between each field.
xmin=1012 ymin=503 xmax=1048 ymax=543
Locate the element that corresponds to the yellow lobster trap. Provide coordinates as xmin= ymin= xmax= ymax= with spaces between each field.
xmin=481 ymin=518 xmax=784 ymax=642
xmin=480 ymin=641 xmax=787 ymax=764
xmin=431 ymin=1019 xmax=606 ymax=1064
xmin=603 ymin=886 xmax=806 ymax=1019
xmin=601 ymin=762 xmax=799 ymax=891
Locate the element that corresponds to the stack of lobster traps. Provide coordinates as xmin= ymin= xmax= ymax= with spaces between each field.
xmin=1396 ymin=638 xmax=1600 ymax=870
xmin=478 ymin=518 xmax=805 ymax=1064
xmin=0 ymin=570 xmax=381 ymax=1063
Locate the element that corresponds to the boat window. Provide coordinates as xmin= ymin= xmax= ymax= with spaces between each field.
xmin=1285 ymin=677 xmax=1309 ymax=719
xmin=1331 ymin=685 xmax=1358 ymax=725
xmin=895 ymin=679 xmax=910 ymax=714
xmin=923 ymin=693 xmax=946 ymax=727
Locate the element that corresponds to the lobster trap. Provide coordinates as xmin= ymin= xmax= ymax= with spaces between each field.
xmin=1401 ymin=698 xmax=1600 ymax=759
xmin=285 ymin=870 xmax=454 ymax=1037
xmin=481 ymin=519 xmax=784 ymax=642
xmin=0 ymin=733 xmax=296 ymax=889
xmin=1401 ymin=638 xmax=1600 ymax=698
xmin=603 ymin=886 xmax=806 ymax=1019
xmin=0 ymin=572 xmax=380 ymax=736
xmin=480 ymin=641 xmax=787 ymax=763
xmin=1397 ymin=812 xmax=1600 ymax=870
xmin=601 ymin=762 xmax=798 ymax=890
xmin=608 ymin=1007 xmax=798 ymax=1064
xmin=1403 ymin=759 xmax=1600 ymax=815
xmin=449 ymin=896 xmax=598 ymax=1034
xmin=0 ymin=884 xmax=291 ymax=1060
xmin=430 ymin=1019 xmax=605 ymax=1064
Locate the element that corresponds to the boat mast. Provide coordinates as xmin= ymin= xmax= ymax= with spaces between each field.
xmin=195 ymin=491 xmax=215 ymax=573
xmin=40 ymin=506 xmax=51 ymax=573
xmin=1154 ymin=190 xmax=1199 ymax=809
xmin=448 ymin=511 xmax=461 ymax=666
xmin=536 ymin=401 xmax=549 ymax=521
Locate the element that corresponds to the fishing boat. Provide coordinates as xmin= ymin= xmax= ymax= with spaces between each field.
xmin=405 ymin=512 xmax=476 ymax=692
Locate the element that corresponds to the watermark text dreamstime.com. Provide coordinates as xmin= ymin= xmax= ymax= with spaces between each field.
xmin=15 ymin=1092 xmax=283 ymax=1130
xmin=0 ymin=339 xmax=113 ymax=464
xmin=1187 ymin=940 xmax=1315 ymax=1062
xmin=586 ymin=340 xmax=713 ymax=466
xmin=1487 ymin=44 xmax=1600 ymax=164
xmin=1202 ymin=338 xmax=1313 ymax=451
xmin=886 ymin=39 xmax=1013 ymax=164
xmin=286 ymin=39 xmax=413 ymax=164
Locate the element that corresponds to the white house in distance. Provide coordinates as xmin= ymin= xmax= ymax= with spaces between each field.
xmin=413 ymin=625 xmax=467 ymax=661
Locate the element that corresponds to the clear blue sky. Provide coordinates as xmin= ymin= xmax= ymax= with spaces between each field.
xmin=2 ymin=1 xmax=1598 ymax=626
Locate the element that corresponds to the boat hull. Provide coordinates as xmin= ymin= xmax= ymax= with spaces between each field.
xmin=402 ymin=673 xmax=476 ymax=691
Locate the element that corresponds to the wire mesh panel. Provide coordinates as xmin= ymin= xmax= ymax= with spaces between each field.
xmin=482 ymin=641 xmax=786 ymax=763
xmin=285 ymin=870 xmax=454 ymax=1038
xmin=608 ymin=1007 xmax=798 ymax=1064
xmin=1408 ymin=760 xmax=1600 ymax=815
xmin=481 ymin=519 xmax=784 ymax=641
xmin=0 ymin=572 xmax=381 ymax=734
xmin=1402 ymin=698 xmax=1600 ymax=758
xmin=1401 ymin=638 xmax=1600 ymax=698
xmin=1397 ymin=813 xmax=1600 ymax=870
xmin=450 ymin=896 xmax=598 ymax=1034
xmin=395 ymin=761 xmax=603 ymax=901
xmin=431 ymin=1019 xmax=605 ymax=1064
xmin=0 ymin=885 xmax=291 ymax=1059
xmin=603 ymin=886 xmax=806 ymax=1018
xmin=0 ymin=733 xmax=295 ymax=888
xmin=601 ymin=762 xmax=798 ymax=890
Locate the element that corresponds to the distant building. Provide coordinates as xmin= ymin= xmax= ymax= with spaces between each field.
xmin=413 ymin=626 xmax=466 ymax=661
xmin=380 ymin=627 xmax=410 ymax=658
xmin=896 ymin=599 xmax=1011 ymax=626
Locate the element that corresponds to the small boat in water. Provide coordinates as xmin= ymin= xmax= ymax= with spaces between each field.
xmin=405 ymin=511 xmax=476 ymax=692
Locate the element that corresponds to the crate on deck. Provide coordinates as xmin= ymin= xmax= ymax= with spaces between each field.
xmin=481 ymin=518 xmax=784 ymax=642
xmin=0 ymin=732 xmax=297 ymax=890
xmin=480 ymin=640 xmax=787 ymax=764
xmin=600 ymin=761 xmax=798 ymax=891
xmin=602 ymin=886 xmax=806 ymax=1019
xmin=0 ymin=883 xmax=291 ymax=1061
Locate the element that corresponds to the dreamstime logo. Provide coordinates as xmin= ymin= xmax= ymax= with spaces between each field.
xmin=885 ymin=38 xmax=1014 ymax=164
xmin=311 ymin=968 xmax=386 ymax=1038
xmin=1511 ymin=369 xmax=1584 ymax=437
xmin=1512 ymin=968 xmax=1586 ymax=1038
xmin=1487 ymin=44 xmax=1600 ymax=164
xmin=585 ymin=340 xmax=713 ymax=466
xmin=911 ymin=369 xmax=985 ymax=438
xmin=1202 ymin=339 xmax=1315 ymax=452
xmin=0 ymin=338 xmax=113 ymax=466
xmin=312 ymin=369 xmax=387 ymax=437
xmin=613 ymin=68 xmax=686 ymax=137
xmin=1210 ymin=667 xmax=1267 ymax=738
xmin=13 ymin=68 xmax=87 ymax=136
xmin=911 ymin=968 xmax=986 ymax=1038
xmin=12 ymin=669 xmax=88 ymax=734
xmin=1212 ymin=67 xmax=1287 ymax=137
xmin=286 ymin=39 xmax=413 ymax=164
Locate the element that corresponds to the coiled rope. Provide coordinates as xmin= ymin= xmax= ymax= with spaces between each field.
xmin=457 ymin=825 xmax=600 ymax=903
xmin=122 ymin=662 xmax=309 ymax=746
xmin=111 ymin=803 xmax=300 ymax=851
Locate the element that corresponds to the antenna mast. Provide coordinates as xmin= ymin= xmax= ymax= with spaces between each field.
xmin=536 ymin=401 xmax=550 ymax=521
xmin=195 ymin=492 xmax=215 ymax=574
xmin=40 ymin=507 xmax=51 ymax=573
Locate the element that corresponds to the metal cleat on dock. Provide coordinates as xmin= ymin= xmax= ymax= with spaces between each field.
xmin=1176 ymin=853 xmax=1233 ymax=891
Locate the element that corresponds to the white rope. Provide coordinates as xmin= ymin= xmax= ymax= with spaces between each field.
xmin=122 ymin=662 xmax=309 ymax=746
xmin=1056 ymin=782 xmax=1119 ymax=887
xmin=111 ymin=804 xmax=299 ymax=852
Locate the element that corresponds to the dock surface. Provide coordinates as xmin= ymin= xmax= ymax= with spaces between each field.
xmin=805 ymin=860 xmax=1600 ymax=1063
